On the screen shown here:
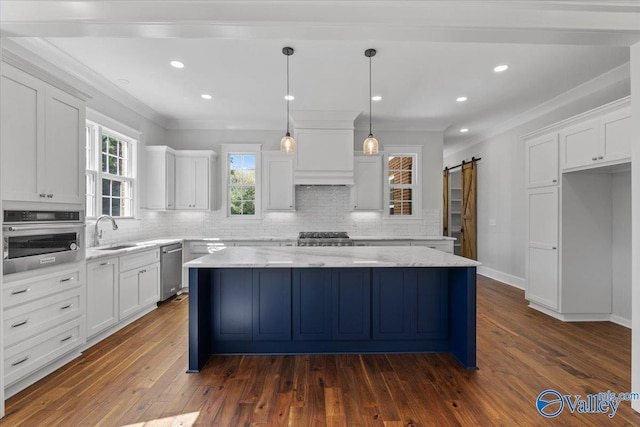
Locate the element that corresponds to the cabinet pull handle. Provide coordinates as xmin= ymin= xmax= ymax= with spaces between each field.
xmin=60 ymin=277 xmax=74 ymax=283
xmin=60 ymin=303 xmax=73 ymax=310
xmin=552 ymin=179 xmax=557 ymax=183
xmin=60 ymin=335 xmax=73 ymax=343
xmin=592 ymin=157 xmax=598 ymax=161
xmin=552 ymin=246 xmax=557 ymax=250
xmin=598 ymin=156 xmax=604 ymax=160
xmin=11 ymin=319 xmax=28 ymax=328
xmin=139 ymin=269 xmax=146 ymax=274
xmin=100 ymin=261 xmax=111 ymax=266
xmin=11 ymin=356 xmax=29 ymax=367
xmin=11 ymin=288 xmax=30 ymax=295
xmin=39 ymin=193 xmax=46 ymax=198
xmin=47 ymin=194 xmax=54 ymax=198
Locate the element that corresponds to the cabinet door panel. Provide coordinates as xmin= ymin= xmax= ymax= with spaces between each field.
xmin=87 ymin=259 xmax=118 ymax=337
xmin=527 ymin=247 xmax=559 ymax=309
xmin=1 ymin=67 xmax=45 ymax=202
xmin=331 ymin=269 xmax=370 ymax=341
xmin=119 ymin=269 xmax=141 ymax=319
xmin=213 ymin=269 xmax=252 ymax=341
xmin=193 ymin=157 xmax=209 ymax=209
xmin=44 ymin=86 xmax=84 ymax=204
xmin=167 ymin=152 xmax=176 ymax=208
xmin=526 ymin=134 xmax=558 ymax=188
xmin=293 ymin=269 xmax=332 ymax=340
xmin=560 ymin=121 xmax=599 ymax=170
xmin=139 ymin=263 xmax=160 ymax=307
xmin=175 ymin=156 xmax=195 ymax=209
xmin=252 ymin=269 xmax=291 ymax=341
xmin=528 ymin=188 xmax=558 ymax=246
xmin=352 ymin=156 xmax=382 ymax=210
xmin=263 ymin=155 xmax=294 ymax=210
xmin=372 ymin=269 xmax=414 ymax=339
xmin=416 ymin=269 xmax=449 ymax=339
xmin=602 ymin=112 xmax=631 ymax=162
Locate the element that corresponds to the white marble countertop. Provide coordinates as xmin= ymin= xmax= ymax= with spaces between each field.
xmin=85 ymin=235 xmax=454 ymax=261
xmin=184 ymin=246 xmax=480 ymax=268
xmin=85 ymin=238 xmax=182 ymax=260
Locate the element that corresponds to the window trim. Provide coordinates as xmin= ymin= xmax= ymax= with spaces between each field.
xmin=221 ymin=144 xmax=262 ymax=219
xmin=383 ymin=145 xmax=422 ymax=219
xmin=85 ymin=118 xmax=139 ymax=220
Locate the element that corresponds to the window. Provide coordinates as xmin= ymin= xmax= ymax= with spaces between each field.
xmin=228 ymin=154 xmax=256 ymax=216
xmin=388 ymin=155 xmax=415 ymax=215
xmin=85 ymin=121 xmax=136 ymax=218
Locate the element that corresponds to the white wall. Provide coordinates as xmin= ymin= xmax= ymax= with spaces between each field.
xmin=444 ymin=81 xmax=630 ymax=287
xmin=612 ymin=171 xmax=632 ymax=323
xmin=630 ymin=41 xmax=640 ymax=413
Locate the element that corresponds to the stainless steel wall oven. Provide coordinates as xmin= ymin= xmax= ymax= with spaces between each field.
xmin=3 ymin=210 xmax=85 ymax=275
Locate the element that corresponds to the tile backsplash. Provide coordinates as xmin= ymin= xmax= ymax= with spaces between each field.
xmin=88 ymin=186 xmax=441 ymax=246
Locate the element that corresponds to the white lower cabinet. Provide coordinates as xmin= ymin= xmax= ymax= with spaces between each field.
xmin=86 ymin=258 xmax=119 ymax=337
xmin=86 ymin=248 xmax=160 ymax=344
xmin=3 ymin=263 xmax=86 ymax=392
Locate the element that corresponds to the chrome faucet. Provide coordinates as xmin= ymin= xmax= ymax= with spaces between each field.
xmin=94 ymin=215 xmax=119 ymax=246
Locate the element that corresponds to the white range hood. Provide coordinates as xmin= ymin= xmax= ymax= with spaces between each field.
xmin=291 ymin=111 xmax=360 ymax=185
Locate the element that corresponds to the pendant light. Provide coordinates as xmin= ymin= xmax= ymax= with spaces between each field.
xmin=281 ymin=47 xmax=296 ymax=153
xmin=363 ymin=48 xmax=379 ymax=155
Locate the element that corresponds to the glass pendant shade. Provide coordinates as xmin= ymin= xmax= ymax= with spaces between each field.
xmin=281 ymin=133 xmax=296 ymax=153
xmin=363 ymin=134 xmax=379 ymax=155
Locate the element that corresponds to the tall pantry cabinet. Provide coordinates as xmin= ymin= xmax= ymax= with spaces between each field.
xmin=524 ymin=97 xmax=631 ymax=322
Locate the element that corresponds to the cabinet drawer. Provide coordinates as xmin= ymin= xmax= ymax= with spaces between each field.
xmin=3 ymin=268 xmax=82 ymax=309
xmin=4 ymin=288 xmax=83 ymax=347
xmin=119 ymin=249 xmax=159 ymax=272
xmin=4 ymin=316 xmax=86 ymax=386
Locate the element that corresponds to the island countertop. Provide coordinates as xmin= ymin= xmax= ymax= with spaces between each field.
xmin=184 ymin=245 xmax=480 ymax=269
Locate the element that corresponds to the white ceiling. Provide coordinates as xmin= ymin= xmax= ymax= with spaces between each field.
xmin=2 ymin=1 xmax=639 ymax=153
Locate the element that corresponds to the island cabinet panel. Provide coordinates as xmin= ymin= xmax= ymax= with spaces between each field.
xmin=292 ymin=269 xmax=332 ymax=340
xmin=372 ymin=269 xmax=449 ymax=340
xmin=252 ymin=269 xmax=292 ymax=341
xmin=331 ymin=269 xmax=371 ymax=341
xmin=415 ymin=269 xmax=449 ymax=339
xmin=212 ymin=269 xmax=252 ymax=341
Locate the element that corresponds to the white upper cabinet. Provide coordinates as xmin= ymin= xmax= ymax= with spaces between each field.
xmin=351 ymin=154 xmax=382 ymax=211
xmin=262 ymin=152 xmax=294 ymax=211
xmin=559 ymin=100 xmax=630 ymax=172
xmin=145 ymin=146 xmax=176 ymax=210
xmin=526 ymin=133 xmax=558 ymax=188
xmin=175 ymin=151 xmax=216 ymax=210
xmin=1 ymin=64 xmax=85 ymax=205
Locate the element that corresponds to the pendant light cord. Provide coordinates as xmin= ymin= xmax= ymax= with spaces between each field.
xmin=369 ymin=55 xmax=372 ymax=136
xmin=286 ymin=53 xmax=290 ymax=135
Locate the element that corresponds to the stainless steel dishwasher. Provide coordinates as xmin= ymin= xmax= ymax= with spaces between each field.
xmin=160 ymin=243 xmax=183 ymax=301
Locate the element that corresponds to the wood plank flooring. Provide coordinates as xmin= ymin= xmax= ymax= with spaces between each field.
xmin=3 ymin=275 xmax=640 ymax=426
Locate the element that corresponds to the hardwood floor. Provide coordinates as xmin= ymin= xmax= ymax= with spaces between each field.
xmin=3 ymin=275 xmax=640 ymax=426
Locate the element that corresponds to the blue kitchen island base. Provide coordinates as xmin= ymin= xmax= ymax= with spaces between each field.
xmin=188 ymin=266 xmax=477 ymax=371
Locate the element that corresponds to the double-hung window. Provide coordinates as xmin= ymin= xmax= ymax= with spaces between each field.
xmin=385 ymin=146 xmax=421 ymax=218
xmin=228 ymin=154 xmax=257 ymax=216
xmin=85 ymin=121 xmax=136 ymax=218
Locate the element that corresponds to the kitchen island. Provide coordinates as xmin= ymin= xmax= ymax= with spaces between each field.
xmin=185 ymin=246 xmax=480 ymax=371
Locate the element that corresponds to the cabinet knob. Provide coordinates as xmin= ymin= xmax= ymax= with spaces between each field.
xmin=552 ymin=246 xmax=557 ymax=250
xmin=592 ymin=157 xmax=598 ymax=161
xmin=552 ymin=179 xmax=557 ymax=183
xmin=47 ymin=194 xmax=54 ymax=198
xmin=598 ymin=156 xmax=603 ymax=160
xmin=39 ymin=193 xmax=46 ymax=198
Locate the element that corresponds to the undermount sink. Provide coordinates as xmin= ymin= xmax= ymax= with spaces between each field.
xmin=97 ymin=244 xmax=138 ymax=251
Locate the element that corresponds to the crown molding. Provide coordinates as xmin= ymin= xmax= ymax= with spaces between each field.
xmin=444 ymin=62 xmax=630 ymax=157
xmin=5 ymin=37 xmax=168 ymax=128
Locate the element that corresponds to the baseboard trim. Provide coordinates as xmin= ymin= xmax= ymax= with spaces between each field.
xmin=477 ymin=266 xmax=525 ymax=290
xmin=609 ymin=314 xmax=632 ymax=329
xmin=528 ymin=302 xmax=630 ymax=327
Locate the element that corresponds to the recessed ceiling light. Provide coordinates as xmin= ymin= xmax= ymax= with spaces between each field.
xmin=371 ymin=95 xmax=382 ymax=101
xmin=456 ymin=96 xmax=467 ymax=102
xmin=201 ymin=94 xmax=212 ymax=100
xmin=493 ymin=64 xmax=509 ymax=73
xmin=460 ymin=128 xmax=469 ymax=133
xmin=284 ymin=95 xmax=295 ymax=101
xmin=170 ymin=60 xmax=185 ymax=69
xmin=117 ymin=78 xmax=129 ymax=84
